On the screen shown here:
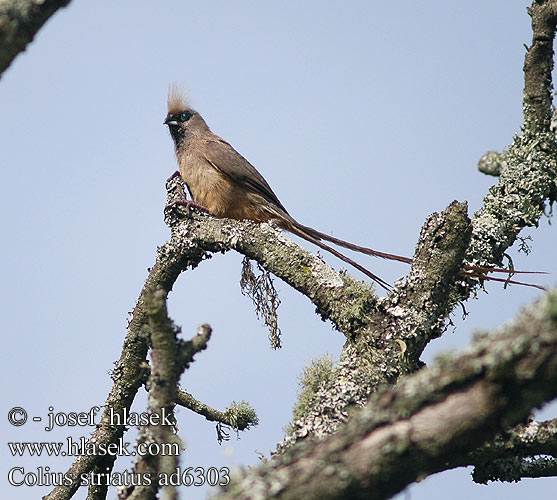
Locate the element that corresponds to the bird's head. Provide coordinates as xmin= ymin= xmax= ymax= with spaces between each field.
xmin=164 ymin=85 xmax=209 ymax=144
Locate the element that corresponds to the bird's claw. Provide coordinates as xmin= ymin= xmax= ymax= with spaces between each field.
xmin=166 ymin=199 xmax=210 ymax=215
xmin=166 ymin=170 xmax=182 ymax=184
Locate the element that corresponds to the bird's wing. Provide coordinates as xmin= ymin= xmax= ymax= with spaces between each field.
xmin=202 ymin=137 xmax=289 ymax=215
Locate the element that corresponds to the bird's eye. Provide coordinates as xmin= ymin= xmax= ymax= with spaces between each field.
xmin=179 ymin=111 xmax=192 ymax=122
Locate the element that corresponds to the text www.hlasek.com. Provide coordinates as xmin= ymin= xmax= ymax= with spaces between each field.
xmin=8 ymin=436 xmax=176 ymax=457
xmin=8 ymin=438 xmax=230 ymax=488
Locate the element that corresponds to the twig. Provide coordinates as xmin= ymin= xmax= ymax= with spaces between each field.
xmin=176 ymin=390 xmax=258 ymax=432
xmin=473 ymin=456 xmax=557 ymax=483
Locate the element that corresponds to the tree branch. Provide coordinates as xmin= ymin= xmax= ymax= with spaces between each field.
xmin=214 ymin=290 xmax=557 ymax=500
xmin=471 ymin=418 xmax=557 ymax=463
xmin=164 ymin=180 xmax=379 ymax=337
xmin=176 ymin=390 xmax=258 ymax=433
xmin=280 ymin=0 xmax=557 ymax=449
xmin=176 ymin=323 xmax=211 ymax=368
xmin=164 ymin=176 xmax=484 ymax=447
xmin=466 ymin=0 xmax=557 ymax=276
xmin=473 ymin=456 xmax=557 ymax=483
xmin=119 ymin=289 xmax=193 ymax=500
xmin=44 ymin=210 xmax=208 ymax=500
xmin=0 ymin=0 xmax=71 ymax=77
xmin=523 ymin=0 xmax=557 ymax=134
xmin=278 ymin=201 xmax=474 ymax=450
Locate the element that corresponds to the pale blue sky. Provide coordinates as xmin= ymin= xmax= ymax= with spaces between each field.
xmin=1 ymin=1 xmax=555 ymax=499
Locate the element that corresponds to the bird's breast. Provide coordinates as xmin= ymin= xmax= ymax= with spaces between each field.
xmin=178 ymin=153 xmax=273 ymax=223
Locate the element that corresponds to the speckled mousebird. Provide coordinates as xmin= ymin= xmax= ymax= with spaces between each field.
xmin=163 ymin=86 xmax=544 ymax=291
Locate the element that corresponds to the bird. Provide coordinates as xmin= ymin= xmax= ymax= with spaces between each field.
xmin=163 ymin=87 xmax=543 ymax=291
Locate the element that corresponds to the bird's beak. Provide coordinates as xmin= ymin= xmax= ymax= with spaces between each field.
xmin=164 ymin=114 xmax=179 ymax=126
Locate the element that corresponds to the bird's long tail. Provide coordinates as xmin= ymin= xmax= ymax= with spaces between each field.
xmin=287 ymin=223 xmax=392 ymax=290
xmin=286 ymin=219 xmax=545 ymax=290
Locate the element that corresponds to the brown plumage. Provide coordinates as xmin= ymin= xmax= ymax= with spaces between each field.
xmin=164 ymin=87 xmax=544 ymax=290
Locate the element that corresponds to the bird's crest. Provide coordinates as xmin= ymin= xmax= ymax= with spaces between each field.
xmin=167 ymin=84 xmax=189 ymax=114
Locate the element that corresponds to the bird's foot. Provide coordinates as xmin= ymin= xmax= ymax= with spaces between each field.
xmin=166 ymin=170 xmax=182 ymax=184
xmin=166 ymin=198 xmax=210 ymax=215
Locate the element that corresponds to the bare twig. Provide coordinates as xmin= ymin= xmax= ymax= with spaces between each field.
xmin=176 ymin=323 xmax=211 ymax=368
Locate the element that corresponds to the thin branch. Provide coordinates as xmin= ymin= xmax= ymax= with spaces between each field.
xmin=523 ymin=0 xmax=557 ymax=134
xmin=176 ymin=323 xmax=211 ymax=368
xmin=473 ymin=456 xmax=557 ymax=483
xmin=176 ymin=389 xmax=258 ymax=432
xmin=138 ymin=325 xmax=254 ymax=433
xmin=119 ymin=289 xmax=187 ymax=500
